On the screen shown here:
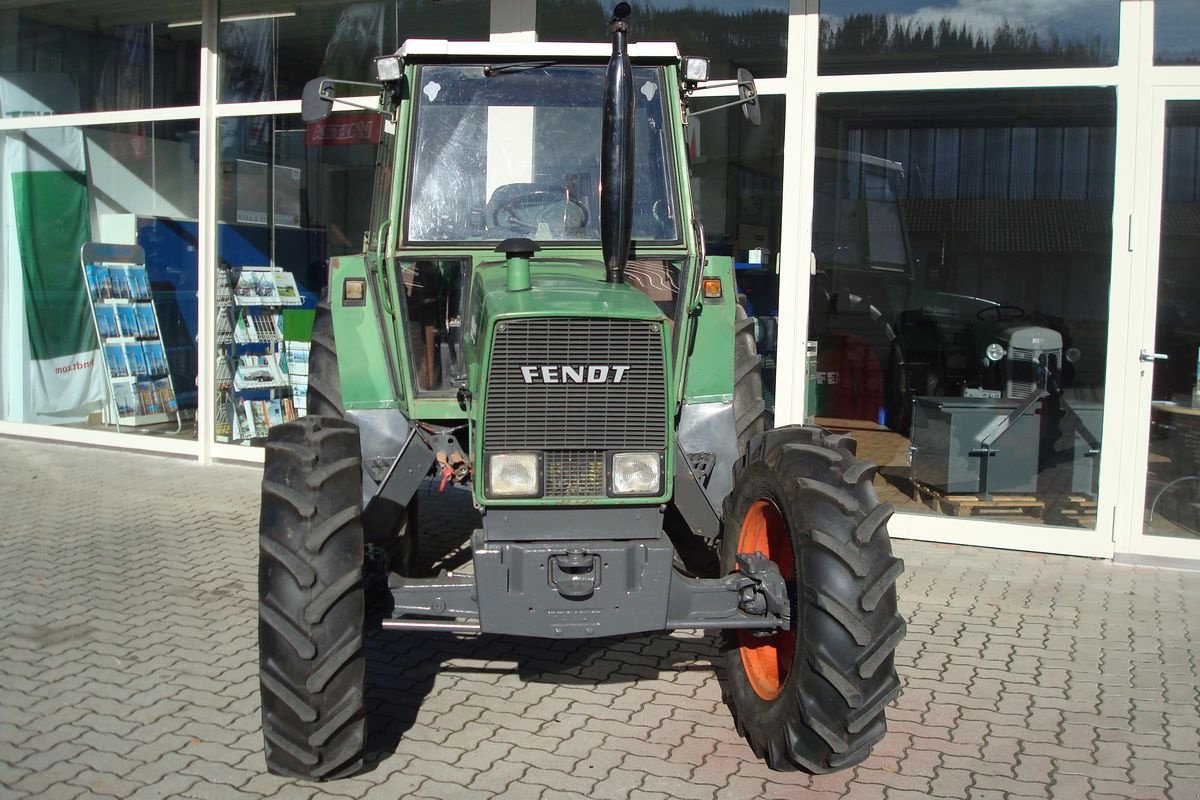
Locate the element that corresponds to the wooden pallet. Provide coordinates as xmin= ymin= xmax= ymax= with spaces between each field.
xmin=1050 ymin=495 xmax=1098 ymax=527
xmin=906 ymin=480 xmax=1046 ymax=518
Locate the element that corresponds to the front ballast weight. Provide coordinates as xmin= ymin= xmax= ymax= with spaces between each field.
xmin=382 ymin=526 xmax=794 ymax=638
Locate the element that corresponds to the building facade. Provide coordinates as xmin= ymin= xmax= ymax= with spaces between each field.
xmin=0 ymin=0 xmax=1197 ymax=563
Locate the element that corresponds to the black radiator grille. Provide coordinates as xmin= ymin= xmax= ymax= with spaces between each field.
xmin=543 ymin=450 xmax=606 ymax=497
xmin=483 ymin=317 xmax=668 ymax=453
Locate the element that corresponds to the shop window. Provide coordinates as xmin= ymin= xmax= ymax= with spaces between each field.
xmin=215 ymin=112 xmax=379 ymax=444
xmin=809 ymin=88 xmax=1116 ymax=529
xmin=819 ymin=1 xmax=1119 ymax=75
xmin=1155 ymin=0 xmax=1200 ymax=65
xmin=689 ymin=95 xmax=784 ymax=414
xmin=218 ymin=1 xmax=489 ymax=103
xmin=536 ymin=0 xmax=789 ymax=80
xmin=0 ymin=120 xmax=200 ymax=437
xmin=0 ymin=3 xmax=200 ymax=111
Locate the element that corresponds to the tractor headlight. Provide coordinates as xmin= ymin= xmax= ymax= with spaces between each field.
xmin=374 ymin=54 xmax=403 ymax=83
xmin=610 ymin=452 xmax=662 ymax=496
xmin=1065 ymin=346 xmax=1082 ymax=364
xmin=682 ymin=56 xmax=710 ymax=83
xmin=488 ymin=453 xmax=541 ymax=498
xmin=985 ymin=343 xmax=1006 ymax=362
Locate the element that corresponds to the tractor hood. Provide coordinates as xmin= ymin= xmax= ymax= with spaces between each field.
xmin=473 ymin=260 xmax=667 ymax=323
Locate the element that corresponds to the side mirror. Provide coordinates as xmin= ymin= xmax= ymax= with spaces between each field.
xmin=301 ymin=77 xmax=335 ymax=124
xmin=736 ymin=68 xmax=760 ymax=127
xmin=683 ymin=65 xmax=761 ymax=127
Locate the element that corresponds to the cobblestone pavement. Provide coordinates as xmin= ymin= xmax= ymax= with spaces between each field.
xmin=2 ymin=437 xmax=1200 ymax=800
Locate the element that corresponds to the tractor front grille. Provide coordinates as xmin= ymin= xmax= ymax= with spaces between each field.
xmin=1007 ymin=347 xmax=1038 ymax=398
xmin=483 ymin=317 xmax=668 ymax=497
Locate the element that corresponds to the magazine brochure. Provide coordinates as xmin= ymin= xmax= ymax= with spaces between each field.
xmin=234 ymin=266 xmax=281 ymax=306
xmin=104 ymin=343 xmax=128 ymax=378
xmin=95 ymin=305 xmax=119 ymax=338
xmin=155 ymin=378 xmax=178 ymax=413
xmin=125 ymin=266 xmax=151 ymax=301
xmin=123 ymin=342 xmax=149 ymax=377
xmin=273 ymin=270 xmax=303 ymax=305
xmin=84 ymin=265 xmax=111 ymax=301
xmin=234 ymin=352 xmax=287 ymax=391
xmin=115 ymin=305 xmax=138 ymax=338
xmin=108 ymin=266 xmax=131 ymax=300
xmin=136 ymin=380 xmax=162 ymax=415
xmin=112 ymin=383 xmax=139 ymax=416
xmin=143 ymin=342 xmax=169 ymax=377
xmin=135 ymin=305 xmax=159 ymax=339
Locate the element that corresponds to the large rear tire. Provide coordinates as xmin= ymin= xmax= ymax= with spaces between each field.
xmin=307 ymin=288 xmax=417 ymax=574
xmin=307 ymin=291 xmax=344 ymax=419
xmin=721 ymin=425 xmax=905 ymax=773
xmin=733 ymin=305 xmax=769 ymax=454
xmin=259 ymin=416 xmax=366 ymax=780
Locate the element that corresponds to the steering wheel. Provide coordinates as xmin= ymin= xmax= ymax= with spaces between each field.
xmin=977 ymin=304 xmax=1025 ymax=323
xmin=491 ymin=189 xmax=589 ymax=238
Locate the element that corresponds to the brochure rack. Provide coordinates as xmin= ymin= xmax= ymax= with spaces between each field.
xmin=215 ymin=265 xmax=304 ymax=442
xmin=81 ymin=243 xmax=181 ymax=432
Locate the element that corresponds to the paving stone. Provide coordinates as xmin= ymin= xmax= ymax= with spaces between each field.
xmin=5 ymin=437 xmax=1200 ymax=800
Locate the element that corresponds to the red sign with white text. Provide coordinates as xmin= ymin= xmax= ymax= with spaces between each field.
xmin=305 ymin=113 xmax=382 ymax=146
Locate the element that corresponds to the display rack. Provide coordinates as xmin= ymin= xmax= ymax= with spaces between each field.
xmin=81 ymin=243 xmax=181 ymax=432
xmin=215 ymin=265 xmax=304 ymax=443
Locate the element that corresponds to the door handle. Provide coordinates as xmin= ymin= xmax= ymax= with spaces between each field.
xmin=1139 ymin=350 xmax=1168 ymax=362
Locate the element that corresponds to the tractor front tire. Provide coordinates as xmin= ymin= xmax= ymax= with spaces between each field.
xmin=259 ymin=416 xmax=366 ymax=780
xmin=721 ymin=426 xmax=905 ymax=773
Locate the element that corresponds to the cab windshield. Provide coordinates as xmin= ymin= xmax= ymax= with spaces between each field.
xmin=407 ymin=63 xmax=679 ymax=244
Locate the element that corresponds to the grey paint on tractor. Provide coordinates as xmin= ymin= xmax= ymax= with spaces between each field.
xmin=676 ymin=401 xmax=740 ymax=516
xmin=482 ymin=506 xmax=665 ymax=541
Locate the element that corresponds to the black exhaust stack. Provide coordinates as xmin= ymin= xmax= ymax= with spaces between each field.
xmin=602 ymin=2 xmax=634 ymax=285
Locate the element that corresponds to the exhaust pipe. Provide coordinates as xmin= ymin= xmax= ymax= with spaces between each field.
xmin=602 ymin=2 xmax=634 ymax=285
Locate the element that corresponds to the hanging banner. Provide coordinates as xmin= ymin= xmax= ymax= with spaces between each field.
xmin=0 ymin=74 xmax=105 ymax=419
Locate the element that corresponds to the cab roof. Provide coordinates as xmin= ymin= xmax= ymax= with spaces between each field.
xmin=396 ymin=39 xmax=681 ymax=64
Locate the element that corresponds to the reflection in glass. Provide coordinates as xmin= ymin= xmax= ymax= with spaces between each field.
xmin=810 ymin=89 xmax=1116 ymax=528
xmin=1145 ymin=102 xmax=1200 ymax=539
xmin=215 ymin=113 xmax=379 ymax=444
xmin=819 ymin=0 xmax=1118 ymax=74
xmin=1155 ymin=0 xmax=1200 ymax=66
xmin=407 ymin=65 xmax=677 ymax=244
xmin=0 ymin=3 xmax=200 ymax=111
xmin=0 ymin=121 xmax=200 ymax=438
xmin=537 ymin=0 xmax=789 ymax=79
xmin=218 ymin=1 xmax=489 ymax=103
xmin=689 ymin=95 xmax=784 ymax=414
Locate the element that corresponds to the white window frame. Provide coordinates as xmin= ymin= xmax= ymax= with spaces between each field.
xmin=775 ymin=0 xmax=1148 ymax=558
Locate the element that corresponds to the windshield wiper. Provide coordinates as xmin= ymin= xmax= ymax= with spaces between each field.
xmin=484 ymin=60 xmax=560 ymax=76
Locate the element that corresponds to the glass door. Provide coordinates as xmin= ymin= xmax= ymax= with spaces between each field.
xmin=1129 ymin=92 xmax=1200 ymax=558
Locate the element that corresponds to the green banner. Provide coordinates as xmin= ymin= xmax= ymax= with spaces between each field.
xmin=12 ymin=168 xmax=94 ymax=361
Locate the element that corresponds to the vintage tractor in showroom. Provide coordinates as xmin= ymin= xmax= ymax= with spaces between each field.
xmin=257 ymin=3 xmax=905 ymax=780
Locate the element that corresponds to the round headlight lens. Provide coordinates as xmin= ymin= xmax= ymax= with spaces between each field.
xmin=985 ymin=343 xmax=1006 ymax=362
xmin=1065 ymin=347 xmax=1082 ymax=364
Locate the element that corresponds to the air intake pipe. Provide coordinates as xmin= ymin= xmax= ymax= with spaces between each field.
xmin=602 ymin=3 xmax=634 ymax=285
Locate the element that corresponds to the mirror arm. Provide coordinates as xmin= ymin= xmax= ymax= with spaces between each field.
xmin=688 ymin=97 xmax=753 ymax=117
xmin=687 ymin=78 xmax=749 ymax=92
xmin=320 ymin=97 xmax=381 ymax=114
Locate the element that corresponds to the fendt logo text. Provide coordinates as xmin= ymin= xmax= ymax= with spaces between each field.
xmin=520 ymin=365 xmax=630 ymax=384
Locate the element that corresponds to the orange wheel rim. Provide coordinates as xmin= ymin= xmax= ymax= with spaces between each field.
xmin=737 ymin=498 xmax=796 ymax=701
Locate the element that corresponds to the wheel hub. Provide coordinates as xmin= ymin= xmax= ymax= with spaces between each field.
xmin=736 ymin=498 xmax=796 ymax=701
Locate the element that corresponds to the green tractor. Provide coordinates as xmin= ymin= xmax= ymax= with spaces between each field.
xmin=258 ymin=3 xmax=905 ymax=780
